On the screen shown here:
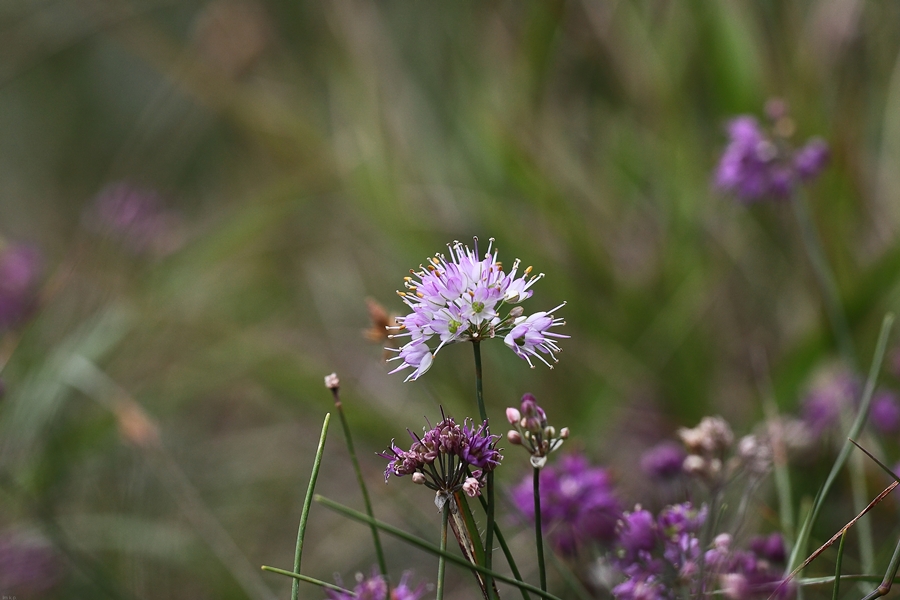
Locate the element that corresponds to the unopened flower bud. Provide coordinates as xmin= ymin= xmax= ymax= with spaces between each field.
xmin=463 ymin=477 xmax=482 ymax=497
xmin=559 ymin=427 xmax=570 ymax=439
xmin=544 ymin=425 xmax=556 ymax=439
xmin=506 ymin=407 xmax=521 ymax=424
xmin=507 ymin=430 xmax=523 ymax=445
xmin=324 ymin=373 xmax=340 ymax=390
xmin=508 ymin=306 xmax=525 ymax=319
xmin=412 ymin=472 xmax=426 ymax=485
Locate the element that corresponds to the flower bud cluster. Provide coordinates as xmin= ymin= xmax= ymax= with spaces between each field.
xmin=505 ymin=393 xmax=569 ymax=468
xmin=678 ymin=416 xmax=734 ymax=484
xmin=380 ymin=412 xmax=502 ymax=508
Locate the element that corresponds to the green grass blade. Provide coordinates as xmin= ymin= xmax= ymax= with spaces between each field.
xmin=292 ymin=413 xmax=331 ymax=600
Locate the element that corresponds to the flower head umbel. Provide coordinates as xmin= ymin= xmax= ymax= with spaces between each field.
xmin=506 ymin=393 xmax=569 ymax=468
xmin=714 ymin=100 xmax=829 ymax=203
xmin=380 ymin=411 xmax=502 ymax=509
xmin=388 ymin=238 xmax=567 ymax=380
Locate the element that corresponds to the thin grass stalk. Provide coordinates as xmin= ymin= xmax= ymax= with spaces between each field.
xmin=534 ymin=467 xmax=547 ymax=593
xmin=261 ymin=566 xmax=356 ymax=596
xmin=832 ymin=533 xmax=845 ymax=600
xmin=787 ymin=313 xmax=894 ymax=576
xmin=330 ymin=385 xmax=388 ymax=579
xmin=315 ymin=494 xmax=565 ymax=600
xmin=292 ymin=413 xmax=331 ymax=600
xmin=437 ymin=503 xmax=450 ymax=600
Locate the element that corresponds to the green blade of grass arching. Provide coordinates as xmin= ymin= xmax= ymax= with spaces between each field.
xmin=261 ymin=566 xmax=354 ymax=596
xmin=832 ymin=533 xmax=845 ymax=600
xmin=291 ymin=413 xmax=331 ymax=600
xmin=314 ymin=494 xmax=565 ymax=600
xmin=787 ymin=313 xmax=894 ymax=576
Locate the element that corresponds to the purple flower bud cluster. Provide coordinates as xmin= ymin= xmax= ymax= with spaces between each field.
xmin=871 ymin=390 xmax=900 ymax=435
xmin=705 ymin=533 xmax=792 ymax=599
xmin=678 ymin=416 xmax=734 ymax=484
xmin=611 ymin=503 xmax=706 ymax=600
xmin=380 ymin=413 xmax=502 ymax=500
xmin=326 ymin=570 xmax=428 ymax=600
xmin=511 ymin=453 xmax=620 ymax=554
xmin=0 ymin=242 xmax=42 ymax=330
xmin=714 ymin=102 xmax=830 ymax=203
xmin=388 ymin=238 xmax=567 ymax=381
xmin=506 ymin=393 xmax=569 ymax=468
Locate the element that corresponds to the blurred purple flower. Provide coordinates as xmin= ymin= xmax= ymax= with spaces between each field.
xmin=640 ymin=441 xmax=686 ymax=479
xmin=714 ymin=105 xmax=829 ymax=203
xmin=800 ymin=369 xmax=858 ymax=436
xmin=511 ymin=453 xmax=620 ymax=554
xmin=871 ymin=390 xmax=900 ymax=435
xmin=85 ymin=182 xmax=182 ymax=255
xmin=0 ymin=243 xmax=42 ymax=330
xmin=326 ymin=570 xmax=428 ymax=600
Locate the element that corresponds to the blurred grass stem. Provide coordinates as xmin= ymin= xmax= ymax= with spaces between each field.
xmin=261 ymin=566 xmax=354 ymax=596
xmin=472 ymin=341 xmax=497 ymax=598
xmin=292 ymin=413 xmax=331 ymax=600
xmin=330 ymin=385 xmax=388 ymax=580
xmin=437 ymin=503 xmax=449 ymax=600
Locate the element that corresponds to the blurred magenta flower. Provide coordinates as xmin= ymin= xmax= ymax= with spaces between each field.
xmin=84 ymin=182 xmax=183 ymax=255
xmin=511 ymin=453 xmax=620 ymax=554
xmin=0 ymin=242 xmax=42 ymax=330
xmin=714 ymin=102 xmax=829 ymax=203
xmin=800 ymin=368 xmax=858 ymax=436
xmin=0 ymin=533 xmax=61 ymax=596
xmin=326 ymin=570 xmax=428 ymax=600
xmin=389 ymin=238 xmax=567 ymax=381
xmin=870 ymin=390 xmax=900 ymax=435
xmin=640 ymin=441 xmax=686 ymax=480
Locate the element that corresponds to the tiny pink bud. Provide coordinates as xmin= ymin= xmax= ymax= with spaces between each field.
xmin=507 ymin=430 xmax=523 ymax=445
xmin=462 ymin=477 xmax=482 ymax=497
xmin=412 ymin=472 xmax=426 ymax=485
xmin=506 ymin=407 xmax=521 ymax=424
xmin=559 ymin=427 xmax=570 ymax=439
xmin=324 ymin=373 xmax=340 ymax=389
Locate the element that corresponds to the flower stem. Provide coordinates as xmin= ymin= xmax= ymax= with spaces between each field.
xmin=473 ymin=341 xmax=487 ymax=422
xmin=330 ymin=386 xmax=389 ymax=580
xmin=437 ymin=503 xmax=450 ymax=600
xmin=533 ymin=467 xmax=547 ymax=593
xmin=292 ymin=413 xmax=331 ymax=600
xmin=472 ymin=341 xmax=496 ymax=599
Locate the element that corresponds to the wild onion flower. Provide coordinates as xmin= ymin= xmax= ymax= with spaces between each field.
xmin=506 ymin=393 xmax=569 ymax=468
xmin=870 ymin=390 xmax=900 ymax=435
xmin=640 ymin=441 xmax=686 ymax=480
xmin=511 ymin=453 xmax=620 ymax=554
xmin=0 ymin=242 xmax=42 ymax=330
xmin=326 ymin=570 xmax=428 ymax=600
xmin=388 ymin=238 xmax=567 ymax=380
xmin=799 ymin=367 xmax=858 ymax=436
xmin=0 ymin=532 xmax=60 ymax=596
xmin=380 ymin=412 xmax=502 ymax=509
xmin=714 ymin=101 xmax=829 ymax=203
xmin=678 ymin=416 xmax=734 ymax=484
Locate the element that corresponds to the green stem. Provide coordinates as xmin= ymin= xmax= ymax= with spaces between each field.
xmin=832 ymin=534 xmax=846 ymax=600
xmin=292 ymin=413 xmax=331 ymax=600
xmin=315 ymin=495 xmax=564 ymax=600
xmin=262 ymin=566 xmax=356 ymax=596
xmin=477 ymin=495 xmax=531 ymax=600
xmin=790 ymin=189 xmax=857 ymax=367
xmin=472 ymin=341 xmax=496 ymax=598
xmin=437 ymin=503 xmax=449 ymax=600
xmin=331 ymin=387 xmax=388 ymax=579
xmin=534 ymin=468 xmax=546 ymax=593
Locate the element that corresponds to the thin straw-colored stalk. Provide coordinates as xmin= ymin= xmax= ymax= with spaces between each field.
xmin=315 ymin=494 xmax=565 ymax=600
xmin=292 ymin=413 xmax=331 ymax=600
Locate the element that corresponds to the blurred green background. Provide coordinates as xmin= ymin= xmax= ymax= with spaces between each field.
xmin=3 ymin=0 xmax=900 ymax=598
